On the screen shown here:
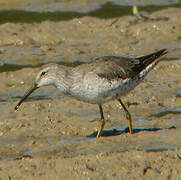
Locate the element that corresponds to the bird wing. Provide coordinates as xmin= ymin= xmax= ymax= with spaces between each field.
xmin=71 ymin=49 xmax=168 ymax=81
xmin=92 ymin=56 xmax=137 ymax=80
xmin=92 ymin=49 xmax=168 ymax=80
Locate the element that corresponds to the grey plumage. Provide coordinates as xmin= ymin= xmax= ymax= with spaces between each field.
xmin=15 ymin=49 xmax=168 ymax=137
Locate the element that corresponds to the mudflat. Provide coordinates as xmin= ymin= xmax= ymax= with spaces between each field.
xmin=0 ymin=1 xmax=180 ymax=179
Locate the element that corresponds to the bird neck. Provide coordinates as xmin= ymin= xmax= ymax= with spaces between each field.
xmin=54 ymin=68 xmax=70 ymax=93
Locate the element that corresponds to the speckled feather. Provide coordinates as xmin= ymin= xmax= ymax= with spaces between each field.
xmin=14 ymin=49 xmax=168 ymax=138
xmin=67 ymin=49 xmax=168 ymax=104
xmin=15 ymin=49 xmax=168 ymax=108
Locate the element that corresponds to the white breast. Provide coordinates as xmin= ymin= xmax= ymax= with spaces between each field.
xmin=69 ymin=72 xmax=139 ymax=104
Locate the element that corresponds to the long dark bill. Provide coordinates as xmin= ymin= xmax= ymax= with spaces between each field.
xmin=15 ymin=84 xmax=38 ymax=111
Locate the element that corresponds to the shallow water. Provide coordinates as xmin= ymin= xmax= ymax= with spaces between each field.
xmin=0 ymin=125 xmax=179 ymax=161
xmin=0 ymin=2 xmax=181 ymax=24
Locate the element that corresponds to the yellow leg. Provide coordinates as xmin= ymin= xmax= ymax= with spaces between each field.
xmin=96 ymin=105 xmax=105 ymax=138
xmin=118 ymin=98 xmax=133 ymax=134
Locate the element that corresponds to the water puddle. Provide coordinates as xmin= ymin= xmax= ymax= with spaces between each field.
xmin=0 ymin=61 xmax=84 ymax=73
xmin=139 ymin=145 xmax=179 ymax=152
xmin=0 ymin=2 xmax=180 ymax=24
xmin=0 ymin=125 xmax=178 ymax=161
xmin=0 ymin=94 xmax=53 ymax=103
xmin=150 ymin=110 xmax=181 ymax=118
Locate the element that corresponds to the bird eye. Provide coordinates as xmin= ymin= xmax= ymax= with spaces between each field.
xmin=41 ymin=71 xmax=46 ymax=76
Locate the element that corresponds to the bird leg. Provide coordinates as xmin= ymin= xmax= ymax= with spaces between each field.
xmin=96 ymin=105 xmax=105 ymax=138
xmin=118 ymin=98 xmax=133 ymax=134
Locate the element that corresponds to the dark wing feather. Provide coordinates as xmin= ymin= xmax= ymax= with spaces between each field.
xmin=93 ymin=49 xmax=168 ymax=80
xmin=93 ymin=56 xmax=138 ymax=80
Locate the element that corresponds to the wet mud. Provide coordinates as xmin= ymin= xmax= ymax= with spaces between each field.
xmin=0 ymin=1 xmax=180 ymax=179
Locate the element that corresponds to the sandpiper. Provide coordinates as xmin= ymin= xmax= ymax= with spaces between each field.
xmin=15 ymin=49 xmax=168 ymax=138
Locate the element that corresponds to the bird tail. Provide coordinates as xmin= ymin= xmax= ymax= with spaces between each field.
xmin=137 ymin=49 xmax=168 ymax=67
xmin=137 ymin=49 xmax=168 ymax=79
